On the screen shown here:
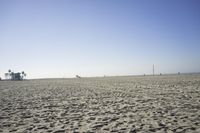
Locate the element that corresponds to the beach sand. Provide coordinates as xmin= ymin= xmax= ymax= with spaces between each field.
xmin=0 ymin=75 xmax=200 ymax=133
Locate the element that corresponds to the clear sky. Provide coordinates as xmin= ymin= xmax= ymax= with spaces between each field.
xmin=0 ymin=0 xmax=200 ymax=79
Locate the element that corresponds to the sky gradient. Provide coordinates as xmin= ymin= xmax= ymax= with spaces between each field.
xmin=0 ymin=0 xmax=200 ymax=79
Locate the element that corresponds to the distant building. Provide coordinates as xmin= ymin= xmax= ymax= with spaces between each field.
xmin=5 ymin=73 xmax=10 ymax=79
xmin=10 ymin=72 xmax=22 ymax=80
xmin=5 ymin=70 xmax=26 ymax=80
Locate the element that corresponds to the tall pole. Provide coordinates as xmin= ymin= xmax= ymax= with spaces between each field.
xmin=153 ymin=64 xmax=155 ymax=76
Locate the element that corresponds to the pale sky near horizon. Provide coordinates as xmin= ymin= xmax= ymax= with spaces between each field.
xmin=0 ymin=0 xmax=200 ymax=79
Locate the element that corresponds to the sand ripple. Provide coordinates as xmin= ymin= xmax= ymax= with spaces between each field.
xmin=0 ymin=75 xmax=200 ymax=132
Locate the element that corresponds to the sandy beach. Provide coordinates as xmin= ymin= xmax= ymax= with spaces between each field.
xmin=0 ymin=75 xmax=200 ymax=133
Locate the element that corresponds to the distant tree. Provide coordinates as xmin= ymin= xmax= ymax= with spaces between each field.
xmin=11 ymin=72 xmax=14 ymax=80
xmin=21 ymin=71 xmax=25 ymax=79
xmin=8 ymin=69 xmax=11 ymax=79
xmin=24 ymin=73 xmax=27 ymax=79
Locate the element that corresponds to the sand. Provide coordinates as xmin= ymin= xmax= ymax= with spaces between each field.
xmin=0 ymin=75 xmax=200 ymax=133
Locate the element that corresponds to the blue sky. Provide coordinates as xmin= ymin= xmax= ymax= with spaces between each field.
xmin=0 ymin=0 xmax=200 ymax=78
